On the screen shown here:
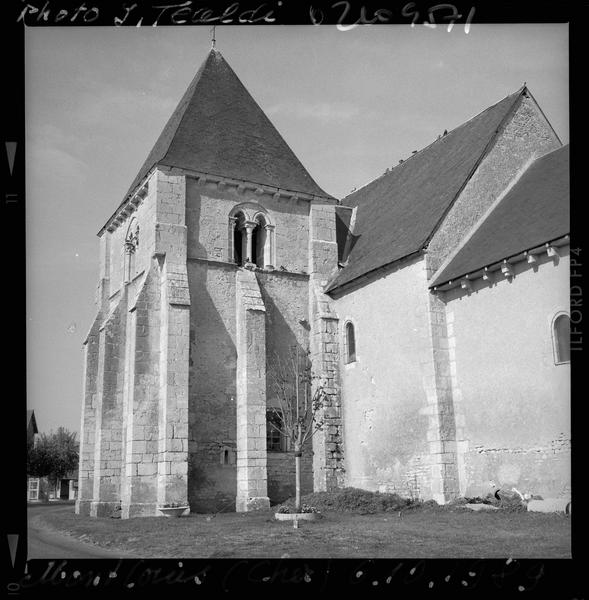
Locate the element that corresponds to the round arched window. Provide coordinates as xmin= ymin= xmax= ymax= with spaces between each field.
xmin=344 ymin=321 xmax=356 ymax=364
xmin=553 ymin=313 xmax=570 ymax=364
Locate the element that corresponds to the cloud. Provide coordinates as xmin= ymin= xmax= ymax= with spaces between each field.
xmin=267 ymin=101 xmax=361 ymax=122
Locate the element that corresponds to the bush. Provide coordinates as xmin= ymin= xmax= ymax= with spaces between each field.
xmin=277 ymin=488 xmax=534 ymax=515
xmin=463 ymin=496 xmax=494 ymax=505
xmin=277 ymin=488 xmax=419 ymax=514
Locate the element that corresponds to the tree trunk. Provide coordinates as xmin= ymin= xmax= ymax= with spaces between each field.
xmin=295 ymin=455 xmax=301 ymax=512
xmin=294 ymin=441 xmax=302 ymax=512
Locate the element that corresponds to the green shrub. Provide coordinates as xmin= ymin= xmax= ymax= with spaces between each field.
xmin=277 ymin=487 xmax=419 ymax=514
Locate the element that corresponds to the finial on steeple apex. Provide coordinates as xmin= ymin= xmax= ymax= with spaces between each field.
xmin=210 ymin=25 xmax=216 ymax=49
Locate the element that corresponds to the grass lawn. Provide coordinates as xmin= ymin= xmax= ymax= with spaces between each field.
xmin=37 ymin=504 xmax=570 ymax=559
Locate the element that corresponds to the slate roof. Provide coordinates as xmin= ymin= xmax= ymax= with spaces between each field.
xmin=430 ymin=145 xmax=569 ymax=287
xmin=124 ymin=48 xmax=332 ymax=204
xmin=325 ymin=87 xmax=526 ymax=293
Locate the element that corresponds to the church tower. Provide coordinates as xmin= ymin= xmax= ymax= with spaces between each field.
xmin=76 ymin=49 xmax=345 ymax=518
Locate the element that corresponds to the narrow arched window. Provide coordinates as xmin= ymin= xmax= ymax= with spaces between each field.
xmin=232 ymin=212 xmax=245 ymax=265
xmin=553 ymin=313 xmax=570 ymax=364
xmin=124 ymin=218 xmax=139 ymax=283
xmin=344 ymin=321 xmax=356 ymax=364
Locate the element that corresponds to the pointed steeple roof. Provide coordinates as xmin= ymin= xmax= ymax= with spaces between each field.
xmin=124 ymin=49 xmax=332 ymax=201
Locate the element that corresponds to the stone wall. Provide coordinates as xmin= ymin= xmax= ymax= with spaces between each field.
xmin=187 ymin=260 xmax=238 ymax=512
xmin=332 ymin=255 xmax=440 ymax=498
xmin=185 ymin=263 xmax=316 ymax=510
xmin=106 ymin=172 xmax=158 ymax=295
xmin=185 ymin=175 xmax=309 ymax=272
xmin=257 ymin=270 xmax=310 ymax=403
xmin=258 ymin=270 xmax=314 ymax=503
xmin=184 ymin=175 xmax=317 ymax=511
xmin=267 ymin=449 xmax=314 ymax=504
xmin=441 ymin=248 xmax=570 ymax=499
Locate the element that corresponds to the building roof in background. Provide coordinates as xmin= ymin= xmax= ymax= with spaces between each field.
xmin=335 ymin=206 xmax=353 ymax=264
xmin=430 ymin=144 xmax=569 ymax=287
xmin=27 ymin=409 xmax=38 ymax=434
xmin=326 ymin=87 xmax=526 ymax=293
xmin=123 ymin=48 xmax=332 ymax=205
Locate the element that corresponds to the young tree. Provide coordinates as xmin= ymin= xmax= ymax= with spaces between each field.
xmin=27 ymin=427 xmax=79 ymax=498
xmin=268 ymin=348 xmax=326 ymax=513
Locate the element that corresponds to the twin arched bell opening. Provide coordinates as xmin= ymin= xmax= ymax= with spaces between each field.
xmin=229 ymin=205 xmax=275 ymax=270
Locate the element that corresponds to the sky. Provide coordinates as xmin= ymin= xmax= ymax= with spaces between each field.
xmin=25 ymin=24 xmax=569 ymax=436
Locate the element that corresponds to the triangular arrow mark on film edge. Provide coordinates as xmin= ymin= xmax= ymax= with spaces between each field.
xmin=6 ymin=142 xmax=17 ymax=176
xmin=7 ymin=534 xmax=19 ymax=568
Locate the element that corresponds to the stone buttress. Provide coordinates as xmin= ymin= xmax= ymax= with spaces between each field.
xmin=308 ymin=199 xmax=345 ymax=491
xmin=76 ymin=169 xmax=191 ymax=518
xmin=235 ymin=269 xmax=271 ymax=511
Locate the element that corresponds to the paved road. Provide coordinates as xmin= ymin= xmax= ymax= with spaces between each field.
xmin=27 ymin=503 xmax=128 ymax=559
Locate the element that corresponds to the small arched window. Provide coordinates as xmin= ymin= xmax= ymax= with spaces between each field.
xmin=344 ymin=321 xmax=356 ymax=364
xmin=553 ymin=313 xmax=570 ymax=364
xmin=219 ymin=445 xmax=235 ymax=466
